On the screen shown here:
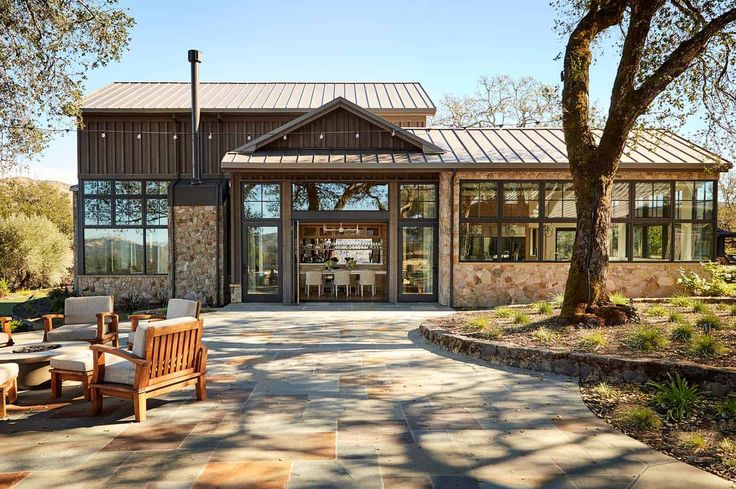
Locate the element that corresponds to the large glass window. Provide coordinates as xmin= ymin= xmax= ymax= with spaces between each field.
xmin=503 ymin=182 xmax=540 ymax=218
xmin=634 ymin=224 xmax=670 ymax=261
xmin=544 ymin=182 xmax=576 ymax=218
xmin=609 ymin=222 xmax=628 ymax=261
xmin=542 ymin=223 xmax=577 ymax=261
xmin=460 ymin=182 xmax=497 ymax=218
xmin=400 ymin=183 xmax=437 ymax=218
xmin=244 ymin=183 xmax=281 ymax=219
xmin=676 ymin=181 xmax=714 ymax=221
xmin=459 ymin=223 xmax=498 ymax=262
xmin=612 ymin=182 xmax=630 ymax=218
xmin=635 ymin=182 xmax=671 ymax=218
xmin=674 ymin=223 xmax=713 ymax=261
xmin=245 ymin=226 xmax=280 ymax=296
xmin=82 ymin=180 xmax=169 ymax=275
xmin=292 ymin=182 xmax=388 ymax=211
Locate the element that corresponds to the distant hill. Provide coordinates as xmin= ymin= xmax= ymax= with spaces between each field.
xmin=1 ymin=177 xmax=72 ymax=198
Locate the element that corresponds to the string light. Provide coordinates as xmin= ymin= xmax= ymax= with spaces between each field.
xmin=319 ymin=132 xmax=324 ymax=140
xmin=136 ymin=133 xmax=142 ymax=139
xmin=247 ymin=134 xmax=252 ymax=141
xmin=391 ymin=130 xmax=395 ymax=137
xmin=173 ymin=133 xmax=177 ymax=140
xmin=208 ymin=132 xmax=213 ymax=140
xmin=355 ymin=132 xmax=360 ymax=139
xmin=100 ymin=132 xmax=106 ymax=139
xmin=282 ymin=134 xmax=287 ymax=140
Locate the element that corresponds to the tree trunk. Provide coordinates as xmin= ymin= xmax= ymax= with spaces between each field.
xmin=560 ymin=157 xmax=614 ymax=322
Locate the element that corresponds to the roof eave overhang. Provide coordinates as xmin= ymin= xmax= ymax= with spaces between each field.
xmin=80 ymin=107 xmax=436 ymax=116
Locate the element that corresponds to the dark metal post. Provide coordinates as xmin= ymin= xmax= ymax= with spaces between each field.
xmin=188 ymin=49 xmax=202 ymax=185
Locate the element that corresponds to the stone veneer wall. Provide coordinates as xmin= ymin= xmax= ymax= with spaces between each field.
xmin=77 ymin=275 xmax=168 ymax=302
xmin=450 ymin=169 xmax=714 ymax=308
xmin=173 ymin=205 xmax=226 ymax=306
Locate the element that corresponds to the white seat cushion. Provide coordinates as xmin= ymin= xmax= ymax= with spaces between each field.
xmin=64 ymin=296 xmax=113 ymax=325
xmin=103 ymin=355 xmax=136 ymax=385
xmin=0 ymin=332 xmax=9 ymax=344
xmin=50 ymin=353 xmax=93 ymax=372
xmin=47 ymin=323 xmax=101 ymax=342
xmin=126 ymin=320 xmax=150 ymax=349
xmin=166 ymin=299 xmax=199 ymax=319
xmin=0 ymin=363 xmax=19 ymax=383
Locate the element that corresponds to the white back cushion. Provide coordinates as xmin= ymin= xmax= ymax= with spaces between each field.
xmin=166 ymin=299 xmax=199 ymax=319
xmin=132 ymin=316 xmax=199 ymax=359
xmin=65 ymin=296 xmax=113 ymax=325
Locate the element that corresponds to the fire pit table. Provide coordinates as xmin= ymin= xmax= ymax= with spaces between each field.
xmin=0 ymin=341 xmax=90 ymax=389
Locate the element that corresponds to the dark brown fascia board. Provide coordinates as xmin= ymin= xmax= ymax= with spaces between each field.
xmin=228 ymin=97 xmax=445 ymax=155
xmin=220 ymin=161 xmax=727 ymax=173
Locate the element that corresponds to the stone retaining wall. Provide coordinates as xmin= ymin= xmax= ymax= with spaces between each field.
xmin=77 ymin=275 xmax=168 ymax=303
xmin=420 ymin=320 xmax=736 ymax=396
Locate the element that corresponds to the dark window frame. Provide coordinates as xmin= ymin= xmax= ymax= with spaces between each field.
xmin=398 ymin=181 xmax=439 ymax=302
xmin=81 ymin=179 xmax=170 ymax=275
xmin=458 ymin=179 xmax=717 ymax=263
xmin=291 ymin=181 xmax=390 ymax=212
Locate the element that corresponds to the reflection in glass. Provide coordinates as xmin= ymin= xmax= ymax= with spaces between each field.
xmin=146 ymin=229 xmax=168 ymax=274
xmin=84 ymin=228 xmax=144 ymax=274
xmin=612 ymin=182 xmax=630 ymax=218
xmin=84 ymin=198 xmax=111 ymax=225
xmin=243 ymin=183 xmax=280 ymax=219
xmin=115 ymin=199 xmax=143 ymax=225
xmin=500 ymin=223 xmax=539 ymax=261
xmin=145 ymin=198 xmax=168 ymax=226
xmin=674 ymin=223 xmax=713 ymax=261
xmin=115 ymin=181 xmax=142 ymax=195
xmin=635 ymin=182 xmax=670 ymax=218
xmin=544 ymin=182 xmax=576 ymax=218
xmin=83 ymin=180 xmax=111 ymax=195
xmin=292 ymin=183 xmax=388 ymax=211
xmin=145 ymin=181 xmax=169 ymax=195
xmin=246 ymin=226 xmax=279 ymax=295
xmin=676 ymin=181 xmax=714 ymax=220
xmin=609 ymin=222 xmax=628 ymax=261
xmin=502 ymin=182 xmax=539 ymax=218
xmin=400 ymin=183 xmax=437 ymax=218
xmin=633 ymin=224 xmax=670 ymax=260
xmin=460 ymin=182 xmax=497 ymax=218
xmin=401 ymin=226 xmax=434 ymax=295
xmin=459 ymin=223 xmax=498 ymax=262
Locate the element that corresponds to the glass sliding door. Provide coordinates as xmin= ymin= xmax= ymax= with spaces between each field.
xmin=399 ymin=225 xmax=437 ymax=301
xmin=244 ymin=225 xmax=281 ymax=300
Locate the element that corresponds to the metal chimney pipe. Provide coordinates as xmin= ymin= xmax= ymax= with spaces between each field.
xmin=188 ymin=49 xmax=202 ymax=185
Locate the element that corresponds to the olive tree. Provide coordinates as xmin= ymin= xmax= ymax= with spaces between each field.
xmin=0 ymin=0 xmax=134 ymax=171
xmin=556 ymin=1 xmax=736 ymax=321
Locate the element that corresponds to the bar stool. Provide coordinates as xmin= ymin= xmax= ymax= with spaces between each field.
xmin=358 ymin=270 xmax=377 ymax=298
xmin=304 ymin=271 xmax=323 ymax=297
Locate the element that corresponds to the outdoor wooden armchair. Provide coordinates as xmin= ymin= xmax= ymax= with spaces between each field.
xmin=127 ymin=299 xmax=201 ymax=351
xmin=0 ymin=316 xmax=13 ymax=347
xmin=89 ymin=316 xmax=207 ymax=422
xmin=42 ymin=296 xmax=119 ymax=346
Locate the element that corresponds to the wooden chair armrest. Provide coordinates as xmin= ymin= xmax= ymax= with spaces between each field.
xmin=197 ymin=345 xmax=208 ymax=372
xmin=128 ymin=314 xmax=165 ymax=332
xmin=0 ymin=317 xmax=12 ymax=343
xmin=97 ymin=312 xmax=119 ymax=336
xmin=90 ymin=344 xmax=149 ymax=367
xmin=42 ymin=314 xmax=64 ymax=333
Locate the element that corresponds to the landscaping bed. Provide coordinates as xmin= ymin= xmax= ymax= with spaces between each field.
xmin=435 ymin=296 xmax=736 ymax=368
xmin=581 ymin=379 xmax=736 ymax=482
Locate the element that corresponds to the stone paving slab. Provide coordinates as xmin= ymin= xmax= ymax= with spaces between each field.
xmin=0 ymin=304 xmax=733 ymax=488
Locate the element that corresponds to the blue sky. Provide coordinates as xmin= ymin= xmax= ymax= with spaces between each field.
xmin=19 ymin=0 xmax=621 ymax=184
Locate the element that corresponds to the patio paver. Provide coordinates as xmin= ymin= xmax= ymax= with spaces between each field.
xmin=0 ymin=303 xmax=733 ymax=488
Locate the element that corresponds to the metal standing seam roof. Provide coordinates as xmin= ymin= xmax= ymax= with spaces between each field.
xmin=82 ymin=82 xmax=436 ymax=113
xmin=221 ymin=127 xmax=726 ymax=168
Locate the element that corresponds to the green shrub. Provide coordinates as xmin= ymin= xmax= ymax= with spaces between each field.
xmin=616 ymin=406 xmax=662 ymax=432
xmin=0 ymin=214 xmax=72 ymax=290
xmin=719 ymin=439 xmax=736 ymax=468
xmin=678 ymin=262 xmax=734 ymax=297
xmin=669 ymin=294 xmax=694 ymax=308
xmin=695 ymin=314 xmax=724 ymax=331
xmin=116 ymin=292 xmax=147 ymax=313
xmin=0 ymin=279 xmax=9 ymax=298
xmin=482 ymin=324 xmax=504 ymax=340
xmin=692 ymin=301 xmax=711 ymax=314
xmin=625 ymin=325 xmax=667 ymax=351
xmin=534 ymin=327 xmax=556 ymax=344
xmin=609 ymin=292 xmax=629 ymax=306
xmin=466 ymin=316 xmax=490 ymax=330
xmin=729 ymin=305 xmax=736 ymax=317
xmin=644 ymin=305 xmax=668 ymax=317
xmin=668 ymin=311 xmax=685 ymax=324
xmin=513 ymin=312 xmax=531 ymax=325
xmin=716 ymin=395 xmax=736 ymax=419
xmin=550 ymin=292 xmax=564 ymax=307
xmin=10 ymin=319 xmax=24 ymax=332
xmin=671 ymin=322 xmax=694 ymax=342
xmin=534 ymin=302 xmax=553 ymax=315
xmin=578 ymin=330 xmax=606 ymax=350
xmin=677 ymin=432 xmax=709 ymax=451
xmin=648 ymin=373 xmax=701 ymax=421
xmin=495 ymin=307 xmax=513 ymax=318
xmin=591 ymin=382 xmax=616 ymax=400
xmin=690 ymin=334 xmax=729 ymax=359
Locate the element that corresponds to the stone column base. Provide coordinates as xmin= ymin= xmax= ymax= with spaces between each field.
xmin=230 ymin=284 xmax=242 ymax=303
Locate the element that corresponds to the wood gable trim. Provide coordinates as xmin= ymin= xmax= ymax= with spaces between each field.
xmin=229 ymin=97 xmax=444 ymax=155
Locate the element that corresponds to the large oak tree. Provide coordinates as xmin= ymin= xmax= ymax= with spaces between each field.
xmin=557 ymin=1 xmax=736 ymax=321
xmin=0 ymin=0 xmax=134 ymax=171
